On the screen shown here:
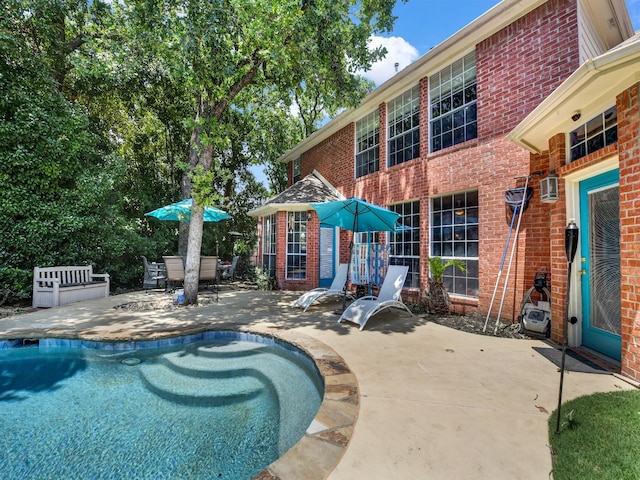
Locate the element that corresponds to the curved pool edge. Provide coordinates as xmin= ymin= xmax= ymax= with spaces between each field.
xmin=250 ymin=327 xmax=359 ymax=480
xmin=0 ymin=325 xmax=359 ymax=480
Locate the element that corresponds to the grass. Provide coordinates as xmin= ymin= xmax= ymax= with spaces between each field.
xmin=549 ymin=389 xmax=640 ymax=479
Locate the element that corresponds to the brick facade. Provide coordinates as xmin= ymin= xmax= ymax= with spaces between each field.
xmin=255 ymin=0 xmax=639 ymax=381
xmin=279 ymin=0 xmax=580 ymax=317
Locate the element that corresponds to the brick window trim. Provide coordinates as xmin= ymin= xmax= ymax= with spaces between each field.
xmin=425 ymin=137 xmax=479 ymax=161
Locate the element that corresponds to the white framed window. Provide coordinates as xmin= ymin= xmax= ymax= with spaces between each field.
xmin=430 ymin=190 xmax=479 ymax=297
xmin=430 ymin=52 xmax=477 ymax=152
xmin=569 ymin=106 xmax=617 ymax=162
xmin=262 ymin=214 xmax=276 ymax=277
xmin=355 ymin=110 xmax=380 ymax=178
xmin=388 ymin=86 xmax=420 ymax=167
xmin=292 ymin=157 xmax=301 ymax=183
xmin=286 ymin=211 xmax=307 ymax=279
xmin=388 ymin=201 xmax=420 ymax=289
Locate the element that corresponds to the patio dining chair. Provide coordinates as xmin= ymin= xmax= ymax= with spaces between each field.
xmin=220 ymin=256 xmax=239 ymax=282
xmin=142 ymin=256 xmax=166 ymax=289
xmin=162 ymin=256 xmax=185 ymax=292
xmin=199 ymin=256 xmax=219 ymax=300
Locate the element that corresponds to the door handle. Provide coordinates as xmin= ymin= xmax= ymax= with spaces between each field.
xmin=579 ymin=268 xmax=587 ymax=276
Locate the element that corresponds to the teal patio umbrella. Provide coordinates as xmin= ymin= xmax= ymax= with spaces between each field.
xmin=311 ymin=197 xmax=405 ymax=312
xmin=145 ymin=199 xmax=231 ymax=223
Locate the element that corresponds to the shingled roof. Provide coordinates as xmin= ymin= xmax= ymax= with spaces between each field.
xmin=248 ymin=170 xmax=344 ymax=217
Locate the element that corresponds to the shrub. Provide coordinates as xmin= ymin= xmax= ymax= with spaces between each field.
xmin=0 ymin=267 xmax=32 ymax=305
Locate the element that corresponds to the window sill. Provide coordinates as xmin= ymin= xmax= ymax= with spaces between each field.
xmin=427 ymin=138 xmax=479 ymax=160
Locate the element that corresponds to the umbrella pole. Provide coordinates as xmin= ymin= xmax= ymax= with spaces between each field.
xmin=342 ymin=236 xmax=354 ymax=312
xmin=342 ymin=203 xmax=358 ymax=313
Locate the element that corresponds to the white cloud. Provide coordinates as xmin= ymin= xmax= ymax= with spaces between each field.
xmin=361 ymin=36 xmax=420 ymax=85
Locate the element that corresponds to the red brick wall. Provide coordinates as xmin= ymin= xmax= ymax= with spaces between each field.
xmin=617 ymin=83 xmax=640 ymax=382
xmin=477 ymin=0 xmax=579 ymax=138
xmin=301 ymin=124 xmax=356 ymax=195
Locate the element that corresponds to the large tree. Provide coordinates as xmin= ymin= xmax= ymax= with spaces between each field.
xmin=123 ymin=0 xmax=402 ymax=304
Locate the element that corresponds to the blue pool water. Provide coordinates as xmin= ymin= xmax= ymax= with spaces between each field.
xmin=0 ymin=332 xmax=323 ymax=479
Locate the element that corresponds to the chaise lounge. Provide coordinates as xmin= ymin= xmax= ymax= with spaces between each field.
xmin=338 ymin=265 xmax=413 ymax=331
xmin=291 ymin=264 xmax=353 ymax=312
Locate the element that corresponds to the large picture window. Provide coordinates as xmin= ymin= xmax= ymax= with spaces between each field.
xmin=387 ymin=86 xmax=420 ymax=167
xmin=262 ymin=214 xmax=276 ymax=277
xmin=355 ymin=110 xmax=380 ymax=178
xmin=430 ymin=52 xmax=477 ymax=152
xmin=388 ymin=201 xmax=420 ymax=289
xmin=569 ymin=106 xmax=617 ymax=162
xmin=286 ymin=211 xmax=307 ymax=279
xmin=431 ymin=191 xmax=479 ymax=297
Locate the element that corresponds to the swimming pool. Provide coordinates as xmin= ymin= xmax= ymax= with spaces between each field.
xmin=0 ymin=331 xmax=323 ymax=479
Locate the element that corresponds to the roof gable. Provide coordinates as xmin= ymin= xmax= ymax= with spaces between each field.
xmin=248 ymin=170 xmax=344 ymax=217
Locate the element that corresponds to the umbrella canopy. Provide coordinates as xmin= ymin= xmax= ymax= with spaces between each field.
xmin=145 ymin=199 xmax=231 ymax=223
xmin=311 ymin=198 xmax=404 ymax=312
xmin=311 ymin=197 xmax=404 ymax=233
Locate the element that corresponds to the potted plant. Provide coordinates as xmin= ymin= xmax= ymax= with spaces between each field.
xmin=424 ymin=257 xmax=466 ymax=314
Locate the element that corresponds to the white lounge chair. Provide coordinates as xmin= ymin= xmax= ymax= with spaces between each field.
xmin=291 ymin=264 xmax=354 ymax=312
xmin=338 ymin=265 xmax=413 ymax=331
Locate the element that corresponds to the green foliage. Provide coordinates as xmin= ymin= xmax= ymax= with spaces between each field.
xmin=0 ymin=0 xmax=406 ymax=305
xmin=0 ymin=4 xmax=179 ymax=295
xmin=428 ymin=257 xmax=466 ymax=282
xmin=0 ymin=268 xmax=32 ymax=305
xmin=254 ymin=267 xmax=277 ymax=291
xmin=549 ymin=390 xmax=640 ymax=479
xmin=424 ymin=257 xmax=466 ymax=314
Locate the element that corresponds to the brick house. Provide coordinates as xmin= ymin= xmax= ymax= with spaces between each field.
xmin=249 ymin=0 xmax=636 ymax=374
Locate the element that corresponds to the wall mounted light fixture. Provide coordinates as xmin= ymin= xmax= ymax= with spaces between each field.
xmin=540 ymin=173 xmax=559 ymax=203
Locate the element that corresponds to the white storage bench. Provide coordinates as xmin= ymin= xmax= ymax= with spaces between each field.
xmin=32 ymin=266 xmax=110 ymax=308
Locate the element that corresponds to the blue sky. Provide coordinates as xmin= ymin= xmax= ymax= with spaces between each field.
xmin=364 ymin=0 xmax=640 ymax=85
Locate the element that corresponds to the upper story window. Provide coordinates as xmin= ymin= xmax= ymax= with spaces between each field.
xmin=292 ymin=157 xmax=301 ymax=183
xmin=388 ymin=86 xmax=420 ymax=167
xmin=430 ymin=51 xmax=477 ymax=152
xmin=569 ymin=106 xmax=617 ymax=162
xmin=355 ymin=110 xmax=380 ymax=178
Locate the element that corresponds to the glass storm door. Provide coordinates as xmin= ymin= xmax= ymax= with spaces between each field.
xmin=579 ymin=170 xmax=621 ymax=360
xmin=319 ymin=224 xmax=336 ymax=287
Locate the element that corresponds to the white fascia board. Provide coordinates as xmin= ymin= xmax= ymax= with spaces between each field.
xmin=247 ymin=203 xmax=313 ymax=218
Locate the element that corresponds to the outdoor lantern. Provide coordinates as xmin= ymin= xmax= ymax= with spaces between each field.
xmin=540 ymin=173 xmax=559 ymax=203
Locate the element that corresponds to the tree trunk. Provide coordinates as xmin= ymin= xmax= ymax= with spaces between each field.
xmin=183 ymin=204 xmax=204 ymax=304
xmin=425 ymin=279 xmax=451 ymax=315
xmin=182 ymin=97 xmax=213 ymax=305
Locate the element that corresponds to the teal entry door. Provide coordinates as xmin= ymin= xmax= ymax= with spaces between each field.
xmin=579 ymin=169 xmax=621 ymax=360
xmin=318 ymin=224 xmax=336 ymax=287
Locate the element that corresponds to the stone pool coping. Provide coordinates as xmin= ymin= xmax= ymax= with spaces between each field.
xmin=251 ymin=327 xmax=358 ymax=480
xmin=1 ymin=323 xmax=358 ymax=480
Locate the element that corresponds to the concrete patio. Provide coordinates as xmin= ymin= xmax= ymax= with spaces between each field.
xmin=1 ymin=289 xmax=635 ymax=479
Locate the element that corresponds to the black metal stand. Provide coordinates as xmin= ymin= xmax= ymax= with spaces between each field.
xmin=556 ymin=220 xmax=579 ymax=434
